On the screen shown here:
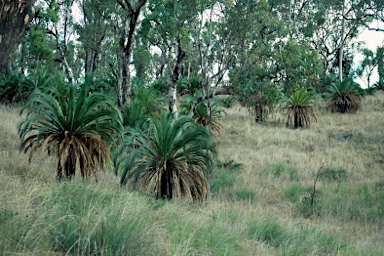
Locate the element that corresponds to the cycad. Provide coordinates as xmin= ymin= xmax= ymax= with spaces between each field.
xmin=114 ymin=113 xmax=213 ymax=202
xmin=285 ymin=89 xmax=317 ymax=128
xmin=327 ymin=78 xmax=362 ymax=113
xmin=19 ymin=82 xmax=123 ymax=179
xmin=180 ymin=91 xmax=225 ymax=133
xmin=122 ymin=87 xmax=165 ymax=130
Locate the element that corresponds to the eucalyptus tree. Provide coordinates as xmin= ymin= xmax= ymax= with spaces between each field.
xmin=0 ymin=0 xmax=36 ymax=71
xmin=44 ymin=0 xmax=79 ymax=83
xmin=228 ymin=0 xmax=321 ymax=121
xmin=116 ymin=0 xmax=147 ymax=107
xmin=16 ymin=0 xmax=60 ymax=74
xmin=269 ymin=0 xmax=375 ymax=79
xmin=357 ymin=47 xmax=379 ymax=87
xmin=187 ymin=1 xmax=238 ymax=128
xmin=15 ymin=0 xmax=82 ymax=82
xmin=75 ymin=0 xmax=117 ymax=74
xmin=140 ymin=0 xmax=202 ymax=116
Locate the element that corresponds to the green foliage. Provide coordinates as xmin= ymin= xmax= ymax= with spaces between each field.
xmin=177 ymin=75 xmax=202 ymax=95
xmin=0 ymin=72 xmax=24 ymax=104
xmin=326 ymin=78 xmax=362 ymax=113
xmin=115 ymin=113 xmax=214 ymax=202
xmin=284 ymin=89 xmax=317 ymax=128
xmin=247 ymin=216 xmax=348 ymax=254
xmin=132 ymin=86 xmax=166 ymax=116
xmin=0 ymin=69 xmax=54 ymax=104
xmin=299 ymin=190 xmax=322 ymax=218
xmin=81 ymin=72 xmax=116 ymax=96
xmin=230 ymin=67 xmax=280 ymax=122
xmin=281 ymin=225 xmax=348 ymax=255
xmin=121 ymin=86 xmax=165 ymax=130
xmin=180 ymin=91 xmax=225 ymax=132
xmin=210 ymin=171 xmax=237 ymax=193
xmin=373 ymin=79 xmax=384 ymax=91
xmin=133 ymin=47 xmax=153 ymax=79
xmin=19 ymin=79 xmax=123 ymax=179
xmin=217 ymin=96 xmax=237 ymax=108
xmin=152 ymin=78 xmax=168 ymax=94
xmin=277 ymin=40 xmax=322 ymax=93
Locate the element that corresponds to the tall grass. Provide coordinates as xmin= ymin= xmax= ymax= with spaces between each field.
xmin=1 ymin=92 xmax=384 ymax=255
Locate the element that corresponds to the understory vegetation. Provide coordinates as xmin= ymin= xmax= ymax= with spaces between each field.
xmin=1 ymin=91 xmax=384 ymax=255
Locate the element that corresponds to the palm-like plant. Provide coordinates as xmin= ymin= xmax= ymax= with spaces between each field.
xmin=132 ymin=86 xmax=165 ymax=115
xmin=122 ymin=87 xmax=165 ymax=130
xmin=180 ymin=91 xmax=225 ymax=133
xmin=284 ymin=89 xmax=317 ymax=128
xmin=326 ymin=78 xmax=362 ymax=113
xmin=19 ymin=82 xmax=123 ymax=179
xmin=114 ymin=113 xmax=214 ymax=202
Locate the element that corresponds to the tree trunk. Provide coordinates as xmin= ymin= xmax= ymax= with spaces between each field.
xmin=168 ymin=39 xmax=186 ymax=117
xmin=339 ymin=0 xmax=345 ymax=82
xmin=117 ymin=0 xmax=147 ymax=107
xmin=0 ymin=0 xmax=35 ymax=71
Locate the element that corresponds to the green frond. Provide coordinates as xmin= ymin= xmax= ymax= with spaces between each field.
xmin=284 ymin=89 xmax=317 ymax=129
xmin=326 ymin=78 xmax=362 ymax=113
xmin=180 ymin=91 xmax=225 ymax=133
xmin=19 ymin=80 xmax=123 ymax=180
xmin=114 ymin=113 xmax=214 ymax=202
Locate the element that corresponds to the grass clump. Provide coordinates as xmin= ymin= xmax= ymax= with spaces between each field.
xmin=259 ymin=163 xmax=298 ymax=181
xmin=248 ymin=217 xmax=349 ymax=255
xmin=234 ymin=187 xmax=257 ymax=202
xmin=210 ymin=159 xmax=243 ymax=194
xmin=247 ymin=217 xmax=287 ymax=247
xmin=2 ymin=182 xmax=161 ymax=255
xmin=169 ymin=220 xmax=244 ymax=255
xmin=319 ymin=166 xmax=348 ymax=182
xmin=285 ymin=183 xmax=304 ymax=203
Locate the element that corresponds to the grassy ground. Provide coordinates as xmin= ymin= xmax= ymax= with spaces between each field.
xmin=1 ymin=92 xmax=384 ymax=255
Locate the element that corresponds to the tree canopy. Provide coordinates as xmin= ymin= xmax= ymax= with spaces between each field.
xmin=1 ymin=0 xmax=383 ymax=110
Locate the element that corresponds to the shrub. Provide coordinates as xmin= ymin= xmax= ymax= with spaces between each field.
xmin=115 ymin=113 xmax=214 ymax=202
xmin=19 ymin=81 xmax=122 ymax=179
xmin=284 ymin=89 xmax=317 ymax=128
xmin=326 ymin=78 xmax=362 ymax=113
xmin=180 ymin=91 xmax=225 ymax=133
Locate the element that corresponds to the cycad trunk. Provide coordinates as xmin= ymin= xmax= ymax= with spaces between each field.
xmin=294 ymin=111 xmax=302 ymax=128
xmin=159 ymin=168 xmax=173 ymax=200
xmin=57 ymin=152 xmax=76 ymax=180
